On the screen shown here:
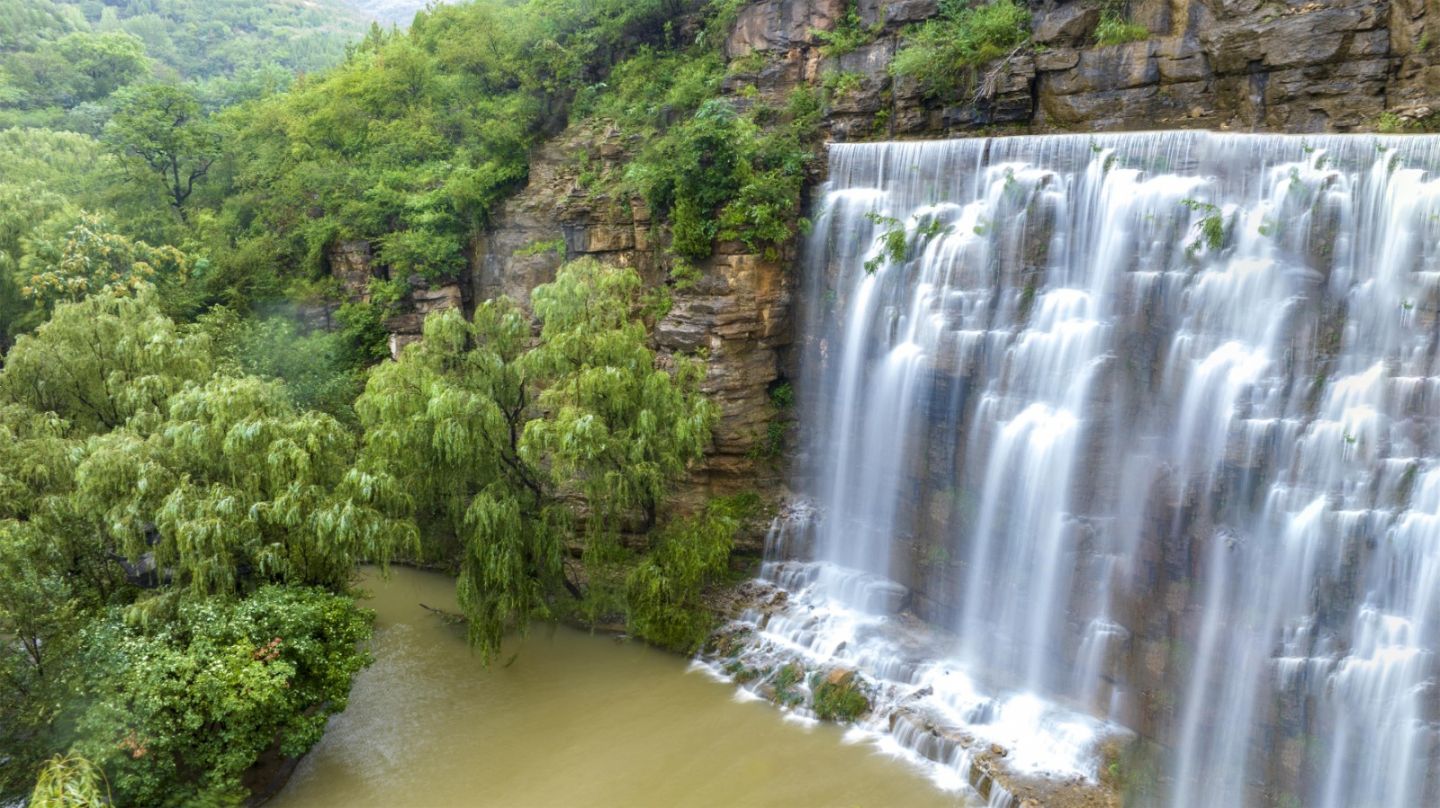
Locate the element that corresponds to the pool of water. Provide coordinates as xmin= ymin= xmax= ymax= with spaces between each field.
xmin=270 ymin=567 xmax=966 ymax=808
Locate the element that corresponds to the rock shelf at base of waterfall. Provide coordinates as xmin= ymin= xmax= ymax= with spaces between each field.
xmin=697 ymin=571 xmax=1131 ymax=808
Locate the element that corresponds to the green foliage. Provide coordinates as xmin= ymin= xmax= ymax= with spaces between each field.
xmin=0 ymin=128 xmax=124 ymax=344
xmin=29 ymin=754 xmax=110 ymax=808
xmin=0 ymin=291 xmax=212 ymax=432
xmin=212 ymin=0 xmax=690 ymax=294
xmin=0 ymin=292 xmax=394 ymax=804
xmin=812 ymin=0 xmax=881 ymax=57
xmin=0 ymin=516 xmax=102 ymax=800
xmin=810 ymin=672 xmax=870 ymax=723
xmin=1180 ymin=198 xmax=1225 ymax=257
xmin=891 ymin=0 xmax=1031 ymax=98
xmin=772 ymin=660 xmax=805 ymax=706
xmin=105 ymin=84 xmax=222 ymax=220
xmin=864 ymin=211 xmax=907 ymax=273
xmin=748 ymin=380 xmax=795 ymax=461
xmin=670 ymin=256 xmax=703 ymax=291
xmin=16 ymin=211 xmax=192 ymax=309
xmin=571 ymin=8 xmax=818 ymax=262
xmin=0 ymin=0 xmax=371 ymax=133
xmin=354 ymin=259 xmax=716 ymax=659
xmin=631 ymin=98 xmax=745 ymax=258
xmin=822 ymin=70 xmax=864 ymax=99
xmin=1377 ymin=109 xmax=1440 ymax=133
xmin=0 ymin=293 xmax=413 ymax=595
xmin=202 ymin=308 xmax=365 ymax=418
xmin=71 ymin=587 xmax=372 ymax=808
xmin=513 ymin=237 xmax=567 ymax=258
xmin=625 ymin=493 xmax=756 ymax=652
xmin=863 ymin=211 xmax=953 ymax=273
xmin=1096 ymin=2 xmax=1149 ymax=46
xmin=626 ymin=89 xmax=818 ymax=260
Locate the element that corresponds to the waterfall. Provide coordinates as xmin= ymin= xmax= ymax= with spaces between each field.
xmin=720 ymin=133 xmax=1440 ymax=807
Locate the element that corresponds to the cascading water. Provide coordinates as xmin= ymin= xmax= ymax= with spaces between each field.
xmin=713 ymin=132 xmax=1440 ymax=807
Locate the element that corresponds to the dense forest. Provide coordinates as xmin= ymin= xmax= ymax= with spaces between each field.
xmin=0 ymin=0 xmax=822 ymax=803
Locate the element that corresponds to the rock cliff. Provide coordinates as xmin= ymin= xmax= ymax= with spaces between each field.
xmin=729 ymin=0 xmax=1440 ymax=135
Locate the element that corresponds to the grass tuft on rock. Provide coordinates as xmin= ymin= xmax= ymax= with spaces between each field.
xmin=810 ymin=670 xmax=870 ymax=723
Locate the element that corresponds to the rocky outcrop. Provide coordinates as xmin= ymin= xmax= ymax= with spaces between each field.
xmin=726 ymin=0 xmax=1440 ymax=135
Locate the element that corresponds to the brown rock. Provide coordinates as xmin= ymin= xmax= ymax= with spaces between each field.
xmin=726 ymin=0 xmax=845 ymax=57
xmin=1034 ymin=3 xmax=1100 ymax=47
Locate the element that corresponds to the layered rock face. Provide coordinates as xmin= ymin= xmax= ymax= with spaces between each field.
xmin=728 ymin=0 xmax=1440 ymax=136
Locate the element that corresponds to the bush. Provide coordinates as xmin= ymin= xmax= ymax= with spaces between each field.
xmin=891 ymin=0 xmax=1032 ymax=98
xmin=72 ymin=587 xmax=373 ymax=807
xmin=812 ymin=0 xmax=881 ymax=57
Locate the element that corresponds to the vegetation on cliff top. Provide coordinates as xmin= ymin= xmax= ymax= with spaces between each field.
xmin=891 ymin=0 xmax=1032 ymax=98
xmin=1095 ymin=0 xmax=1150 ymax=46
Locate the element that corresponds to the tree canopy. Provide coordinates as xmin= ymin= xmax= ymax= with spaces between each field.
xmin=354 ymin=259 xmax=716 ymax=657
xmin=0 ymin=293 xmax=406 ymax=802
xmin=106 ymin=84 xmax=222 ymax=221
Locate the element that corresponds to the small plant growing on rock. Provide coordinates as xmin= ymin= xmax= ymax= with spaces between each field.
xmin=1180 ymin=198 xmax=1225 ymax=258
xmin=863 ymin=211 xmax=954 ymax=273
xmin=810 ymin=670 xmax=871 ymax=723
xmin=890 ymin=0 xmax=1032 ymax=99
xmin=813 ymin=0 xmax=883 ymax=57
xmin=772 ymin=661 xmax=807 ymax=707
xmin=1096 ymin=1 xmax=1149 ymax=46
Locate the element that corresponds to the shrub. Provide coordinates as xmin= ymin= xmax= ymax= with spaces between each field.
xmin=813 ymin=0 xmax=882 ymax=57
xmin=891 ymin=0 xmax=1032 ymax=98
xmin=72 ymin=587 xmax=373 ymax=807
xmin=626 ymin=494 xmax=758 ymax=652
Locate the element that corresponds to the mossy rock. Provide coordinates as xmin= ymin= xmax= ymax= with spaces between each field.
xmin=771 ymin=661 xmax=806 ymax=707
xmin=810 ymin=668 xmax=870 ymax=723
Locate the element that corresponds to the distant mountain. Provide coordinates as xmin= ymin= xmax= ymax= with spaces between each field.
xmin=335 ymin=0 xmax=435 ymax=26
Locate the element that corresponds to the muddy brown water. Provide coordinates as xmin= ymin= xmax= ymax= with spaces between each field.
xmin=269 ymin=566 xmax=966 ymax=808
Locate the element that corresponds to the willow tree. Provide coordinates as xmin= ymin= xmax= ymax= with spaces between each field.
xmin=0 ymin=293 xmax=415 ymax=598
xmin=0 ymin=292 xmax=212 ymax=435
xmin=355 ymin=259 xmax=715 ymax=656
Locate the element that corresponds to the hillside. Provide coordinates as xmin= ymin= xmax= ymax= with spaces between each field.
xmin=0 ymin=0 xmax=372 ymax=129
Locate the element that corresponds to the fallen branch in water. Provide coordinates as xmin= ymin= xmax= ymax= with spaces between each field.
xmin=419 ymin=603 xmax=466 ymax=624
